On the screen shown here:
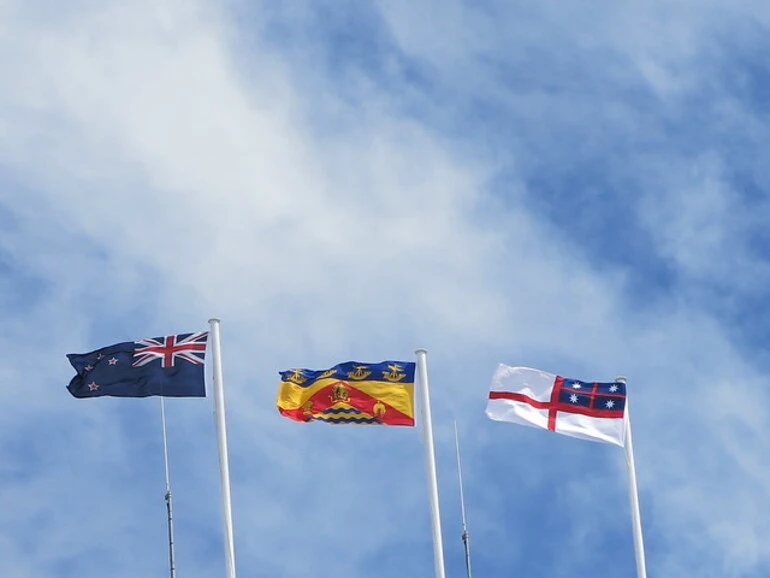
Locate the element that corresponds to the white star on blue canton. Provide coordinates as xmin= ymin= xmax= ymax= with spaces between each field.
xmin=569 ymin=393 xmax=579 ymax=403
xmin=572 ymin=382 xmax=582 ymax=389
xmin=606 ymin=400 xmax=615 ymax=408
xmin=609 ymin=384 xmax=619 ymax=393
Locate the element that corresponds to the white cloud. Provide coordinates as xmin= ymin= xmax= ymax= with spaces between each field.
xmin=1 ymin=1 xmax=769 ymax=577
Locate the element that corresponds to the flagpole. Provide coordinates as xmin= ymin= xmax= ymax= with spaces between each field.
xmin=160 ymin=396 xmax=177 ymax=578
xmin=453 ymin=421 xmax=472 ymax=578
xmin=209 ymin=318 xmax=237 ymax=578
xmin=415 ymin=349 xmax=446 ymax=578
xmin=616 ymin=377 xmax=647 ymax=578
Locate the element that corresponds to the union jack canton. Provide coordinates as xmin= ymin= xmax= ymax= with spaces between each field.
xmin=133 ymin=332 xmax=208 ymax=368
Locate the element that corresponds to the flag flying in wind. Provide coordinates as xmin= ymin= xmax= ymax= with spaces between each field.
xmin=276 ymin=361 xmax=415 ymax=425
xmin=67 ymin=332 xmax=208 ymax=398
xmin=486 ymin=364 xmax=627 ymax=446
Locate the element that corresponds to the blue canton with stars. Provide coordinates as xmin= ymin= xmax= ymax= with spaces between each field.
xmin=557 ymin=378 xmax=626 ymax=412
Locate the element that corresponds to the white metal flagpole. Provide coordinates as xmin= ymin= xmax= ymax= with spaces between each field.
xmin=415 ymin=349 xmax=446 ymax=578
xmin=616 ymin=376 xmax=647 ymax=578
xmin=209 ymin=318 xmax=237 ymax=578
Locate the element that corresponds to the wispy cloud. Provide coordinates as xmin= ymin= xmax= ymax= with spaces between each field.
xmin=1 ymin=1 xmax=769 ymax=577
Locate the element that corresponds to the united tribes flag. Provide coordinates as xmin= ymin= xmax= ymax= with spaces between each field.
xmin=486 ymin=365 xmax=627 ymax=446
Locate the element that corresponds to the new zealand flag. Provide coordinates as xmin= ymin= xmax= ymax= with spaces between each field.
xmin=67 ymin=332 xmax=208 ymax=398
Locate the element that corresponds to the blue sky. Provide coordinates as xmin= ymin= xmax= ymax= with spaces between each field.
xmin=1 ymin=1 xmax=769 ymax=576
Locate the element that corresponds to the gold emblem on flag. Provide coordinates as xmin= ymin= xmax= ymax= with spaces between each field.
xmin=285 ymin=369 xmax=307 ymax=385
xmin=347 ymin=365 xmax=371 ymax=380
xmin=373 ymin=401 xmax=386 ymax=418
xmin=382 ymin=364 xmax=406 ymax=382
xmin=330 ymin=382 xmax=350 ymax=403
xmin=318 ymin=368 xmax=338 ymax=379
xmin=302 ymin=401 xmax=314 ymax=415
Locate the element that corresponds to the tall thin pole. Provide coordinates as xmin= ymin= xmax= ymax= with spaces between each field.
xmin=160 ymin=396 xmax=176 ymax=578
xmin=453 ymin=421 xmax=472 ymax=578
xmin=616 ymin=376 xmax=647 ymax=578
xmin=209 ymin=318 xmax=237 ymax=578
xmin=415 ymin=349 xmax=446 ymax=578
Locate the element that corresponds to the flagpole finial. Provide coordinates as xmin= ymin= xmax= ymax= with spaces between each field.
xmin=415 ymin=348 xmax=428 ymax=355
xmin=615 ymin=376 xmax=627 ymax=384
xmin=208 ymin=318 xmax=221 ymax=324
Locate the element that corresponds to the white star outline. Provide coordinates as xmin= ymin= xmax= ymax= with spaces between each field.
xmin=569 ymin=393 xmax=579 ymax=403
xmin=571 ymin=381 xmax=583 ymax=389
xmin=609 ymin=384 xmax=619 ymax=393
xmin=605 ymin=400 xmax=615 ymax=409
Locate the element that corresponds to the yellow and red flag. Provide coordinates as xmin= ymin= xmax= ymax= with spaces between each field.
xmin=276 ymin=360 xmax=415 ymax=426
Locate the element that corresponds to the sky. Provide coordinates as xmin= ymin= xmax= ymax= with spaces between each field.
xmin=1 ymin=0 xmax=769 ymax=576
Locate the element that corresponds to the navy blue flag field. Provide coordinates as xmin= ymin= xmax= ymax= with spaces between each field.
xmin=67 ymin=332 xmax=208 ymax=398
